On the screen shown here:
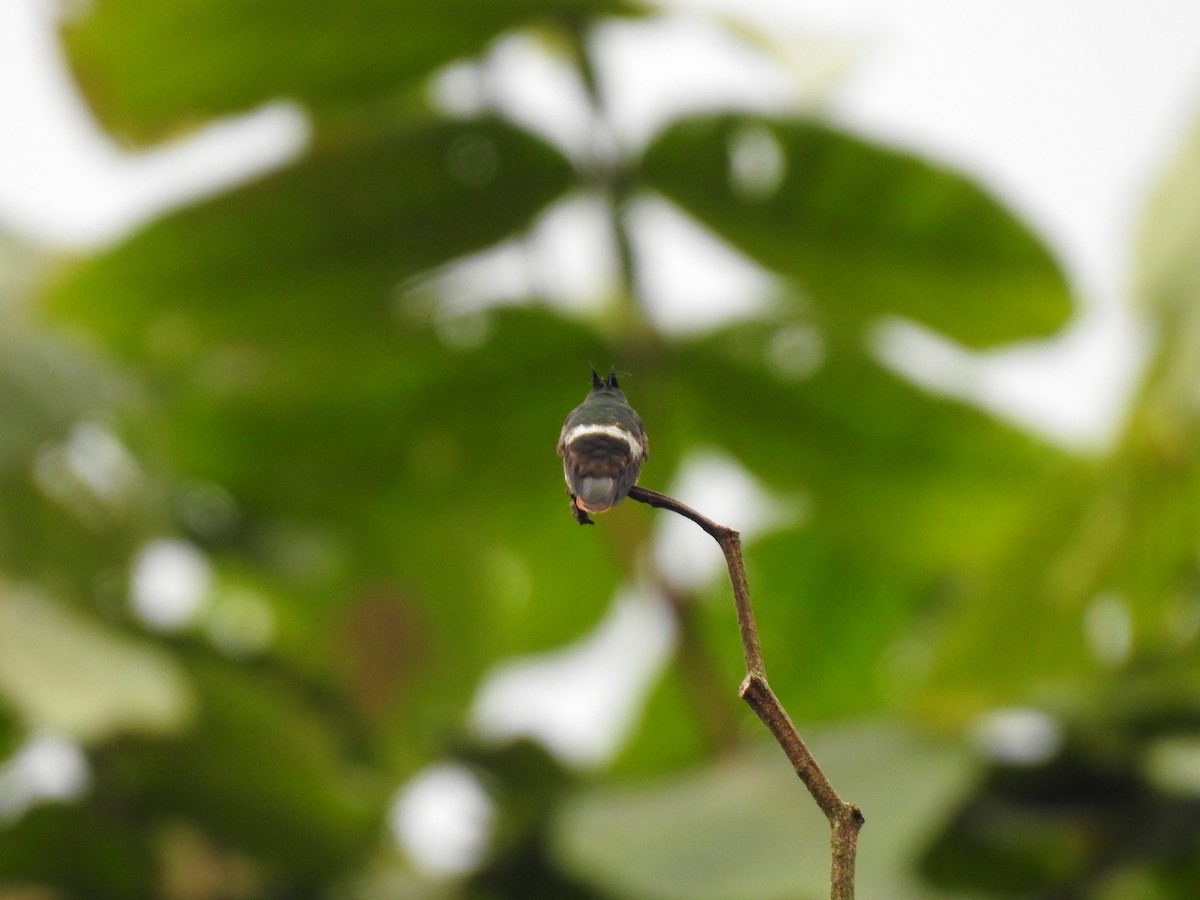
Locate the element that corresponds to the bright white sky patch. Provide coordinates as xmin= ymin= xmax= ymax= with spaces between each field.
xmin=130 ymin=539 xmax=212 ymax=632
xmin=590 ymin=14 xmax=805 ymax=151
xmin=653 ymin=451 xmax=801 ymax=593
xmin=471 ymin=587 xmax=675 ymax=768
xmin=390 ymin=763 xmax=494 ymax=876
xmin=971 ymin=708 xmax=1063 ymax=767
xmin=0 ymin=732 xmax=90 ymax=822
xmin=0 ymin=0 xmax=308 ymax=249
xmin=625 ymin=195 xmax=778 ymax=335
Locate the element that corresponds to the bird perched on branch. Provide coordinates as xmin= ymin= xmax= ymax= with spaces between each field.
xmin=557 ymin=367 xmax=649 ymax=525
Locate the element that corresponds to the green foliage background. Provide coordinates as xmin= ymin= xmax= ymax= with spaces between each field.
xmin=4 ymin=2 xmax=1200 ymax=897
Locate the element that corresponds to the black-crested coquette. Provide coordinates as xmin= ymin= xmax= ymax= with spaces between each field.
xmin=556 ymin=367 xmax=649 ymax=519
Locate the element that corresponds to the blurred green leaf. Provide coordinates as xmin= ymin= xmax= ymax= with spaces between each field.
xmin=0 ymin=327 xmax=151 ymax=596
xmin=556 ymin=724 xmax=975 ymax=900
xmin=0 ymin=705 xmax=19 ymax=761
xmin=46 ymin=116 xmax=573 ymax=362
xmin=40 ymin=97 xmax=631 ymax=780
xmin=921 ymin=709 xmax=1200 ymax=899
xmin=0 ymin=585 xmax=192 ymax=743
xmin=642 ymin=115 xmax=1073 ymax=348
xmin=101 ymin=651 xmax=384 ymax=881
xmin=62 ymin=0 xmax=645 ymax=139
xmin=0 ymin=330 xmax=126 ymax=472
xmin=1132 ymin=104 xmax=1200 ymax=459
xmin=677 ymin=328 xmax=1066 ymax=575
xmin=1136 ymin=109 xmax=1200 ymax=322
xmin=0 ymin=801 xmax=156 ymax=899
xmin=915 ymin=452 xmax=1200 ymax=722
xmin=0 ymin=651 xmax=383 ymax=896
xmin=916 ymin=102 xmax=1200 ymax=723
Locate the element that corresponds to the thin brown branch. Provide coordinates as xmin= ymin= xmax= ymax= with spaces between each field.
xmin=626 ymin=486 xmax=764 ymax=678
xmin=628 ymin=484 xmax=864 ymax=900
xmin=740 ymin=674 xmax=864 ymax=900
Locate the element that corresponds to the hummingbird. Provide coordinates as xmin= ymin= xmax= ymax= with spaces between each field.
xmin=557 ymin=367 xmax=649 ymax=524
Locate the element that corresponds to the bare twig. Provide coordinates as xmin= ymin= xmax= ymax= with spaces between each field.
xmin=628 ymin=485 xmax=864 ymax=900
